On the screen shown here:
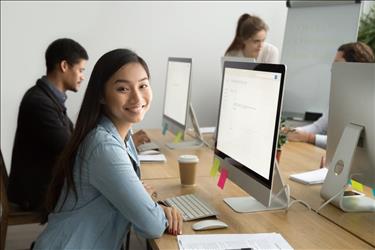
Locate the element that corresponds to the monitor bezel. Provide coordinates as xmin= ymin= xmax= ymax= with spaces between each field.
xmin=214 ymin=61 xmax=286 ymax=189
xmin=162 ymin=57 xmax=193 ymax=134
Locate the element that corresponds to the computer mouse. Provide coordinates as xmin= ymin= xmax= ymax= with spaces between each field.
xmin=192 ymin=219 xmax=228 ymax=231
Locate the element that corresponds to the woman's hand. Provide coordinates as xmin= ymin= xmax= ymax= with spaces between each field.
xmin=160 ymin=205 xmax=183 ymax=235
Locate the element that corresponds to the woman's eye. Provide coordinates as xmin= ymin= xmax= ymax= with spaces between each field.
xmin=140 ymin=84 xmax=149 ymax=89
xmin=117 ymin=87 xmax=129 ymax=92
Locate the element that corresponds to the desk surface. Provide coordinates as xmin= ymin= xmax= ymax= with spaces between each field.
xmin=144 ymin=177 xmax=372 ymax=250
xmin=141 ymin=129 xmax=375 ymax=247
xmin=279 ymin=142 xmax=375 ymax=247
xmin=140 ymin=129 xmax=214 ymax=180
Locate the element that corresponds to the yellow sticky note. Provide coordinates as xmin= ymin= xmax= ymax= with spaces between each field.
xmin=173 ymin=131 xmax=183 ymax=143
xmin=351 ymin=179 xmax=364 ymax=192
xmin=210 ymin=158 xmax=220 ymax=177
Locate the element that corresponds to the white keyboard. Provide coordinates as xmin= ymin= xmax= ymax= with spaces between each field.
xmin=163 ymin=194 xmax=218 ymax=221
xmin=137 ymin=142 xmax=160 ymax=152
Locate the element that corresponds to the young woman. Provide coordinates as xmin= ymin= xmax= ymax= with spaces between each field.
xmin=34 ymin=49 xmax=182 ymax=249
xmin=225 ymin=13 xmax=279 ymax=63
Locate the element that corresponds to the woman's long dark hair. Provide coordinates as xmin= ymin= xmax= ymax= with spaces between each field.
xmin=42 ymin=49 xmax=150 ymax=223
xmin=225 ymin=13 xmax=268 ymax=54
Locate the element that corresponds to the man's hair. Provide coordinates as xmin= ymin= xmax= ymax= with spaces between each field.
xmin=338 ymin=42 xmax=374 ymax=63
xmin=45 ymin=38 xmax=89 ymax=73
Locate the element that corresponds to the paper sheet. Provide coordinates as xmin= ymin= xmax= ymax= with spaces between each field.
xmin=178 ymin=233 xmax=293 ymax=250
xmin=200 ymin=127 xmax=216 ymax=134
xmin=289 ymin=168 xmax=328 ymax=185
xmin=138 ymin=154 xmax=166 ymax=162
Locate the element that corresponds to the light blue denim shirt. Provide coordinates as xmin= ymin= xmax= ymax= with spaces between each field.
xmin=34 ymin=116 xmax=168 ymax=249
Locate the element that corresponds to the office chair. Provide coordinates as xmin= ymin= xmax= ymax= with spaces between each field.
xmin=0 ymin=149 xmax=41 ymax=250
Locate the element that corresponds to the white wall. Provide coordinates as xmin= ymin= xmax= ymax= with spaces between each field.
xmin=1 ymin=1 xmax=288 ymax=170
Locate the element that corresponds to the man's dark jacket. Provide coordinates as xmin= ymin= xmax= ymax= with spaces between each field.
xmin=7 ymin=79 xmax=73 ymax=211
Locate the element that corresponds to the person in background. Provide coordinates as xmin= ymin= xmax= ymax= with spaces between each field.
xmin=7 ymin=38 xmax=88 ymax=212
xmin=286 ymin=42 xmax=374 ymax=149
xmin=34 ymin=48 xmax=182 ymax=249
xmin=225 ymin=13 xmax=279 ymax=63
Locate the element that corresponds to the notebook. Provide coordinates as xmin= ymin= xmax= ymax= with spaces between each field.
xmin=289 ymin=168 xmax=328 ymax=185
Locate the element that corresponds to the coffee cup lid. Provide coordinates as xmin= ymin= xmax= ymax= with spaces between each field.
xmin=178 ymin=154 xmax=199 ymax=163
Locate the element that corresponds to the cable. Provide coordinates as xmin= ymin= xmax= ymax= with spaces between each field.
xmin=316 ymin=172 xmax=361 ymax=213
xmin=274 ymin=184 xmax=312 ymax=212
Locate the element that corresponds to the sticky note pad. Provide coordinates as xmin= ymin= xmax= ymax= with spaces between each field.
xmin=347 ymin=179 xmax=352 ymax=185
xmin=372 ymin=189 xmax=375 ymax=197
xmin=351 ymin=179 xmax=363 ymax=192
xmin=162 ymin=123 xmax=168 ymax=135
xmin=210 ymin=158 xmax=220 ymax=177
xmin=173 ymin=131 xmax=183 ymax=143
xmin=217 ymin=168 xmax=228 ymax=189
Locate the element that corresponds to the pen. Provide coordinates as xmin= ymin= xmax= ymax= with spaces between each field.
xmin=226 ymin=248 xmax=253 ymax=250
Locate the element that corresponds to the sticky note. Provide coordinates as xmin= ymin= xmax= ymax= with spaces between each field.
xmin=372 ymin=189 xmax=375 ymax=197
xmin=347 ymin=179 xmax=352 ymax=185
xmin=351 ymin=179 xmax=363 ymax=192
xmin=173 ymin=131 xmax=183 ymax=143
xmin=162 ymin=123 xmax=168 ymax=135
xmin=210 ymin=158 xmax=220 ymax=177
xmin=217 ymin=168 xmax=228 ymax=189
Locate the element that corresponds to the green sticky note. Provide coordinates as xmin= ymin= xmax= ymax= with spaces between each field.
xmin=210 ymin=158 xmax=220 ymax=177
xmin=173 ymin=131 xmax=183 ymax=143
xmin=351 ymin=179 xmax=363 ymax=192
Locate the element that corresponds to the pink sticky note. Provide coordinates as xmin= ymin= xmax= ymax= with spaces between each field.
xmin=217 ymin=168 xmax=228 ymax=189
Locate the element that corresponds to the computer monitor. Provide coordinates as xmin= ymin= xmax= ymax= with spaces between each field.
xmin=162 ymin=57 xmax=203 ymax=149
xmin=321 ymin=62 xmax=375 ymax=212
xmin=214 ymin=61 xmax=288 ymax=213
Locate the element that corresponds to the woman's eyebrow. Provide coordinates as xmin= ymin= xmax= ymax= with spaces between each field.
xmin=114 ymin=77 xmax=148 ymax=84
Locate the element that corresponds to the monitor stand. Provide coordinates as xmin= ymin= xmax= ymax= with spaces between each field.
xmin=320 ymin=123 xmax=375 ymax=212
xmin=224 ymin=162 xmax=288 ymax=213
xmin=165 ymin=103 xmax=204 ymax=150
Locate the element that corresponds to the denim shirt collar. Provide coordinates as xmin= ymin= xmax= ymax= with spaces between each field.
xmin=98 ymin=115 xmax=140 ymax=168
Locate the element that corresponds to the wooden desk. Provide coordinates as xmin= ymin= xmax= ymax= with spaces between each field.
xmin=140 ymin=129 xmax=214 ymax=180
xmin=144 ymin=177 xmax=372 ymax=250
xmin=279 ymin=142 xmax=375 ymax=247
xmin=141 ymin=130 xmax=375 ymax=247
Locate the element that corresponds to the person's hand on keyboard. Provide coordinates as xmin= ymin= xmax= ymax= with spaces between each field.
xmin=132 ymin=129 xmax=151 ymax=148
xmin=159 ymin=205 xmax=183 ymax=235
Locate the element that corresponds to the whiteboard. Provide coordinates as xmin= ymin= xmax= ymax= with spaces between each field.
xmin=281 ymin=1 xmax=361 ymax=116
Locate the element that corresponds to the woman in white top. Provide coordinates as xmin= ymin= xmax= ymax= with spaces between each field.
xmin=225 ymin=13 xmax=279 ymax=64
xmin=287 ymin=42 xmax=375 ymax=149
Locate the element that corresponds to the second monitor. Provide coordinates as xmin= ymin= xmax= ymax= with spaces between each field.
xmin=162 ymin=57 xmax=203 ymax=149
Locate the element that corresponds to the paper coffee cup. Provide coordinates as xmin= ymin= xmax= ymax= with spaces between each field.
xmin=178 ymin=155 xmax=199 ymax=186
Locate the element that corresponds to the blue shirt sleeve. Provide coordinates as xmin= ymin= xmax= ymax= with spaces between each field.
xmin=88 ymin=140 xmax=168 ymax=238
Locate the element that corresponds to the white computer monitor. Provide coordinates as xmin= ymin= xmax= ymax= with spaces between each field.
xmin=321 ymin=62 xmax=375 ymax=212
xmin=162 ymin=57 xmax=203 ymax=149
xmin=215 ymin=61 xmax=288 ymax=213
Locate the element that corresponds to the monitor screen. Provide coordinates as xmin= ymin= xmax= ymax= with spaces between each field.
xmin=163 ymin=58 xmax=192 ymax=127
xmin=216 ymin=62 xmax=284 ymax=188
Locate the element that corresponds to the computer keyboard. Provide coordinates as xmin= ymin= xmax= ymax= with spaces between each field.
xmin=162 ymin=194 xmax=218 ymax=221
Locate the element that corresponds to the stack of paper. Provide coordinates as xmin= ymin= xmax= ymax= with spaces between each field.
xmin=289 ymin=168 xmax=328 ymax=185
xmin=138 ymin=154 xmax=166 ymax=163
xmin=177 ymin=233 xmax=293 ymax=250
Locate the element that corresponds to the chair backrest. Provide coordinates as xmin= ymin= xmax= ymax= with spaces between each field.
xmin=1 ymin=148 xmax=10 ymax=215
